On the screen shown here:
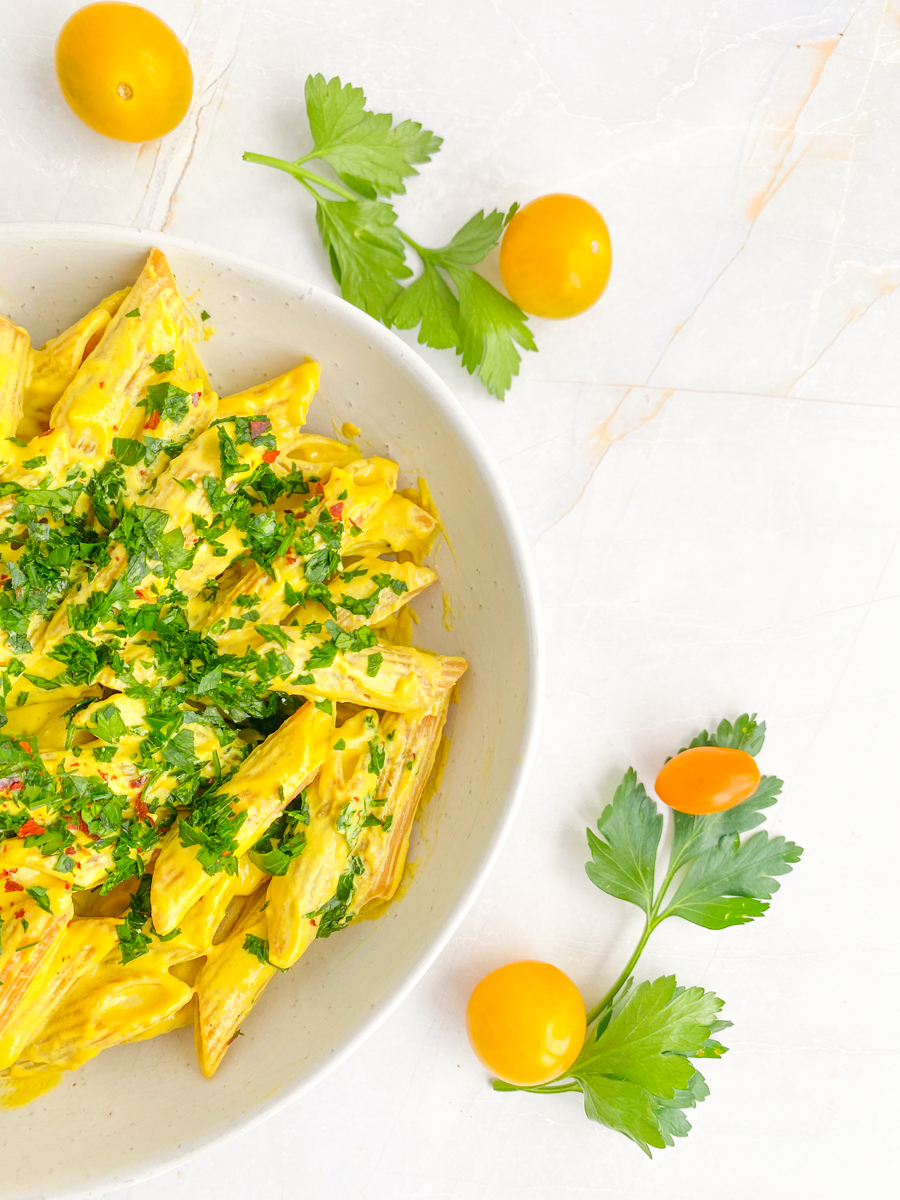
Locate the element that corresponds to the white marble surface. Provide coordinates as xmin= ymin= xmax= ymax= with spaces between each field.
xmin=1 ymin=1 xmax=897 ymax=1197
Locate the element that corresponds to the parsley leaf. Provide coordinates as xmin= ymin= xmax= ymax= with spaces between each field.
xmin=660 ymin=829 xmax=803 ymax=929
xmin=445 ymin=263 xmax=536 ymax=399
xmin=567 ymin=977 xmax=724 ymax=1156
xmin=585 ymin=768 xmax=661 ymax=916
xmin=91 ymin=703 xmax=127 ymax=745
xmin=681 ymin=713 xmax=766 ymax=756
xmin=112 ymin=437 xmax=146 ymax=466
xmin=669 ymin=774 xmax=782 ymax=868
xmin=576 ymin=980 xmax=720 ymax=1146
xmin=388 ymin=208 xmax=536 ymax=396
xmin=25 ymin=885 xmax=52 ymax=913
xmin=243 ymin=933 xmax=273 ymax=965
xmin=149 ymin=351 xmax=175 ymax=373
xmin=314 ymin=197 xmax=411 ymax=320
xmin=244 ymin=75 xmax=536 ymax=398
xmin=304 ymin=74 xmax=441 ymax=199
xmin=388 ymin=262 xmax=461 ymax=351
xmin=143 ymin=381 xmax=191 ymax=425
xmin=432 ymin=208 xmax=508 ymax=265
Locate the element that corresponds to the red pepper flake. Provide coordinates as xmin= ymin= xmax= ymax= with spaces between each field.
xmin=309 ymin=918 xmax=317 ymax=927
xmin=14 ymin=908 xmax=25 ymax=919
xmin=18 ymin=818 xmax=45 ymax=838
xmin=145 ymin=409 xmax=161 ymax=431
xmin=313 ymin=482 xmax=324 ymax=495
xmin=4 ymin=879 xmax=24 ymax=892
xmin=7 ymin=780 xmax=23 ymax=792
xmin=262 ymin=449 xmax=280 ymax=464
xmin=66 ymin=818 xmax=90 ymax=838
xmin=97 ymin=771 xmax=108 ymax=782
xmin=19 ymin=741 xmax=32 ymax=754
xmin=64 ymin=846 xmax=75 ymax=856
xmin=134 ymin=798 xmax=150 ymax=822
xmin=329 ymin=502 xmax=344 ymax=522
xmin=249 ymin=419 xmax=271 ymax=438
xmin=129 ymin=775 xmax=147 ymax=789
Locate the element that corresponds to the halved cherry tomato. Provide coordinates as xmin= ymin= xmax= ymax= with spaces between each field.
xmin=500 ymin=194 xmax=612 ymax=319
xmin=466 ymin=960 xmax=586 ymax=1085
xmin=55 ymin=3 xmax=192 ymax=142
xmin=655 ymin=746 xmax=760 ymax=816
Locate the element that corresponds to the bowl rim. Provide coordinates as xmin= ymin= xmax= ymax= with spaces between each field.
xmin=0 ymin=221 xmax=545 ymax=1198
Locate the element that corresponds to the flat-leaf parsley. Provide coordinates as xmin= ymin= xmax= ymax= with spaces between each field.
xmin=493 ymin=715 xmax=802 ymax=1155
xmin=244 ymin=75 xmax=536 ymax=399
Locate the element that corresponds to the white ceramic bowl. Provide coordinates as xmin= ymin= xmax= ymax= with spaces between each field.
xmin=0 ymin=224 xmax=542 ymax=1199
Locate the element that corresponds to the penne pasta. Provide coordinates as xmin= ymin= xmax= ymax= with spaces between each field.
xmin=150 ymin=701 xmax=333 ymax=935
xmin=0 ymin=248 xmax=466 ymax=1097
xmin=193 ymin=883 xmax=277 ymax=1078
xmin=17 ymin=288 xmax=129 ymax=441
xmin=0 ymin=316 xmax=32 ymax=441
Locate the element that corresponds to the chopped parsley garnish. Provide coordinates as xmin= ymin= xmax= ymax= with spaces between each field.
xmin=243 ymin=933 xmax=284 ymax=969
xmin=25 ymin=885 xmax=52 ymax=913
xmin=143 ymin=381 xmax=191 ymax=425
xmin=306 ymin=855 xmax=365 ymax=938
xmin=249 ymin=793 xmax=309 ymax=876
xmin=149 ymin=351 xmax=175 ymax=373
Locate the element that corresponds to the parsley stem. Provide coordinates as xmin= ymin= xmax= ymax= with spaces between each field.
xmin=492 ymin=1080 xmax=583 ymax=1094
xmin=242 ymin=153 xmax=360 ymax=203
xmin=398 ymin=229 xmax=430 ymax=259
xmin=584 ymin=852 xmax=688 ymax=1026
xmin=585 ymin=915 xmax=657 ymax=1026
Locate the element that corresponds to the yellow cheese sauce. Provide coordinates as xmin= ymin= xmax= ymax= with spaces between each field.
xmin=0 ymin=248 xmax=467 ymax=1095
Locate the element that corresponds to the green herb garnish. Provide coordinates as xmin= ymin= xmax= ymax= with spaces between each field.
xmin=244 ymin=75 xmax=535 ymax=399
xmin=493 ymin=715 xmax=802 ymax=1156
xmin=149 ymin=351 xmax=175 ymax=373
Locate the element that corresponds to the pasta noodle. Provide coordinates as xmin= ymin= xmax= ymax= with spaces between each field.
xmin=0 ymin=250 xmax=465 ymax=1100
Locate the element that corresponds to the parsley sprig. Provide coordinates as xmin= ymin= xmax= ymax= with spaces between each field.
xmin=244 ymin=74 xmax=536 ymax=399
xmin=494 ymin=715 xmax=802 ymax=1155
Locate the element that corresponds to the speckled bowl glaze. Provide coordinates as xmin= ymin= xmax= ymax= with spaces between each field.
xmin=0 ymin=224 xmax=542 ymax=1199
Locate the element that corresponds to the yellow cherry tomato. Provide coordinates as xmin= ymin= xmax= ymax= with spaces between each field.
xmin=56 ymin=3 xmax=192 ymax=142
xmin=655 ymin=746 xmax=761 ymax=816
xmin=466 ymin=960 xmax=586 ymax=1085
xmin=499 ymin=194 xmax=612 ymax=319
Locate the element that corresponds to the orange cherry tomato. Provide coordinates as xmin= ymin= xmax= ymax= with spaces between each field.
xmin=56 ymin=3 xmax=193 ymax=142
xmin=466 ymin=960 xmax=586 ymax=1085
xmin=499 ymin=194 xmax=612 ymax=319
xmin=655 ymin=746 xmax=760 ymax=816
